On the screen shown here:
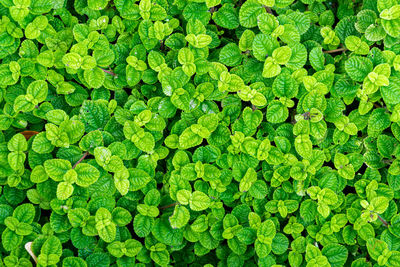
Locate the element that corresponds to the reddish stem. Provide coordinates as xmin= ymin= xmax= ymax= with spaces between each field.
xmin=101 ymin=68 xmax=117 ymax=77
xmin=159 ymin=202 xmax=178 ymax=210
xmin=263 ymin=6 xmax=273 ymax=14
xmin=377 ymin=215 xmax=388 ymax=227
xmin=73 ymin=151 xmax=89 ymax=169
xmin=324 ymin=47 xmax=348 ymax=54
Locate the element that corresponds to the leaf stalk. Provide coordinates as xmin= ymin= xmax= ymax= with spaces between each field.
xmin=73 ymin=151 xmax=89 ymax=169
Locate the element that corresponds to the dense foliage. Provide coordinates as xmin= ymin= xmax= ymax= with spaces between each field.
xmin=1 ymin=0 xmax=400 ymax=266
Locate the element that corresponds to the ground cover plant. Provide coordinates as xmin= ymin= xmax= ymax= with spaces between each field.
xmin=1 ymin=0 xmax=400 ymax=266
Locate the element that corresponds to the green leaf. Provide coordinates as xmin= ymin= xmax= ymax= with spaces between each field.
xmin=371 ymin=196 xmax=389 ymax=214
xmin=345 ymin=56 xmax=373 ymax=82
xmin=239 ymin=0 xmax=264 ymax=28
xmin=84 ymin=68 xmax=105 ymax=89
xmin=381 ymin=76 xmax=400 ymax=105
xmin=267 ymin=101 xmax=288 ymax=123
xmin=309 ymin=47 xmax=325 ymax=71
xmin=44 ymin=159 xmax=72 ymax=181
xmin=366 ymin=238 xmax=387 ymax=261
xmin=272 ymin=72 xmax=298 ymax=98
xmin=13 ymin=203 xmax=35 ymax=223
xmin=112 ymin=207 xmax=132 ymax=226
xmin=213 ymin=4 xmax=239 ymax=29
xmin=63 ymin=257 xmax=88 ymax=267
xmin=322 ymin=244 xmax=348 ymax=267
xmin=129 ymin=168 xmax=152 ymax=191
xmin=1 ymin=228 xmax=22 ymax=251
xmin=239 ymin=168 xmax=257 ymax=192
xmin=219 ymin=43 xmax=242 ymax=67
xmin=27 ymin=80 xmax=48 ymax=102
xmin=95 ymin=208 xmax=116 ymax=243
xmin=75 ymin=163 xmax=100 ymax=187
xmin=80 ymin=100 xmax=110 ymax=132
xmin=169 ymin=205 xmax=190 ymax=229
xmin=190 ymin=191 xmax=211 ymax=211
xmin=57 ymin=182 xmax=74 ymax=200
xmin=88 ymin=0 xmax=109 ymax=10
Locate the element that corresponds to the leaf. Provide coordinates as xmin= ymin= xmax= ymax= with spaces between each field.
xmin=213 ymin=4 xmax=239 ymax=30
xmin=2 ymin=229 xmax=22 ymax=251
xmin=44 ymin=159 xmax=72 ymax=181
xmin=79 ymin=130 xmax=104 ymax=153
xmin=134 ymin=214 xmax=154 ymax=237
xmin=27 ymin=80 xmax=48 ymax=102
xmin=150 ymin=250 xmax=170 ymax=266
xmin=88 ymin=0 xmax=109 ymax=10
xmin=112 ymin=207 xmax=132 ymax=226
xmin=75 ymin=163 xmax=100 ymax=187
xmin=68 ymin=208 xmax=90 ymax=228
xmin=239 ymin=0 xmax=264 ymax=28
xmin=271 ymin=233 xmax=289 ymax=255
xmin=272 ymin=72 xmax=298 ymax=98
xmin=381 ymin=76 xmax=400 ymax=105
xmin=14 ymin=95 xmax=34 ymax=113
xmin=371 ymin=196 xmax=389 ymax=214
xmin=267 ymin=101 xmax=288 ymax=123
xmin=189 ymin=191 xmax=211 ymax=211
xmin=84 ymin=68 xmax=105 ymax=89
xmin=13 ymin=203 xmax=35 ymax=223
xmin=273 ymin=46 xmax=292 ymax=65
xmin=345 ymin=56 xmax=373 ymax=82
xmin=41 ymin=236 xmax=63 ymax=257
xmin=62 ymin=257 xmax=88 ymax=267
xmin=239 ymin=168 xmax=257 ymax=192
xmin=32 ymin=132 xmax=55 ymax=154
xmin=309 ymin=47 xmax=325 ymax=71
xmin=253 ymin=34 xmax=279 ymax=61
xmin=95 ymin=208 xmax=116 ymax=243
xmin=169 ymin=205 xmax=190 ymax=229
xmin=114 ymin=174 xmax=129 ymax=196
xmin=57 ymin=182 xmax=74 ymax=200
xmin=322 ymin=244 xmax=348 ymax=267
xmin=366 ymin=238 xmax=387 ymax=260
xmin=8 ymin=133 xmax=27 ymax=152
xmin=129 ymin=168 xmax=152 ymax=191
xmin=80 ymin=100 xmax=110 ymax=132
xmin=219 ymin=43 xmax=242 ymax=67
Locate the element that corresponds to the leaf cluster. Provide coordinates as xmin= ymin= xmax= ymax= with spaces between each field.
xmin=1 ymin=0 xmax=400 ymax=266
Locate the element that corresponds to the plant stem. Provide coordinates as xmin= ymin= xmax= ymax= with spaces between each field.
xmin=263 ymin=5 xmax=273 ymax=14
xmin=101 ymin=68 xmax=117 ymax=77
xmin=25 ymin=242 xmax=37 ymax=264
xmin=377 ymin=215 xmax=388 ymax=227
xmin=160 ymin=40 xmax=165 ymax=51
xmin=209 ymin=6 xmax=216 ymax=14
xmin=324 ymin=47 xmax=348 ymax=54
xmin=383 ymin=159 xmax=394 ymax=164
xmin=73 ymin=151 xmax=89 ymax=169
xmin=159 ymin=202 xmax=178 ymax=210
xmin=373 ymin=102 xmax=381 ymax=108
